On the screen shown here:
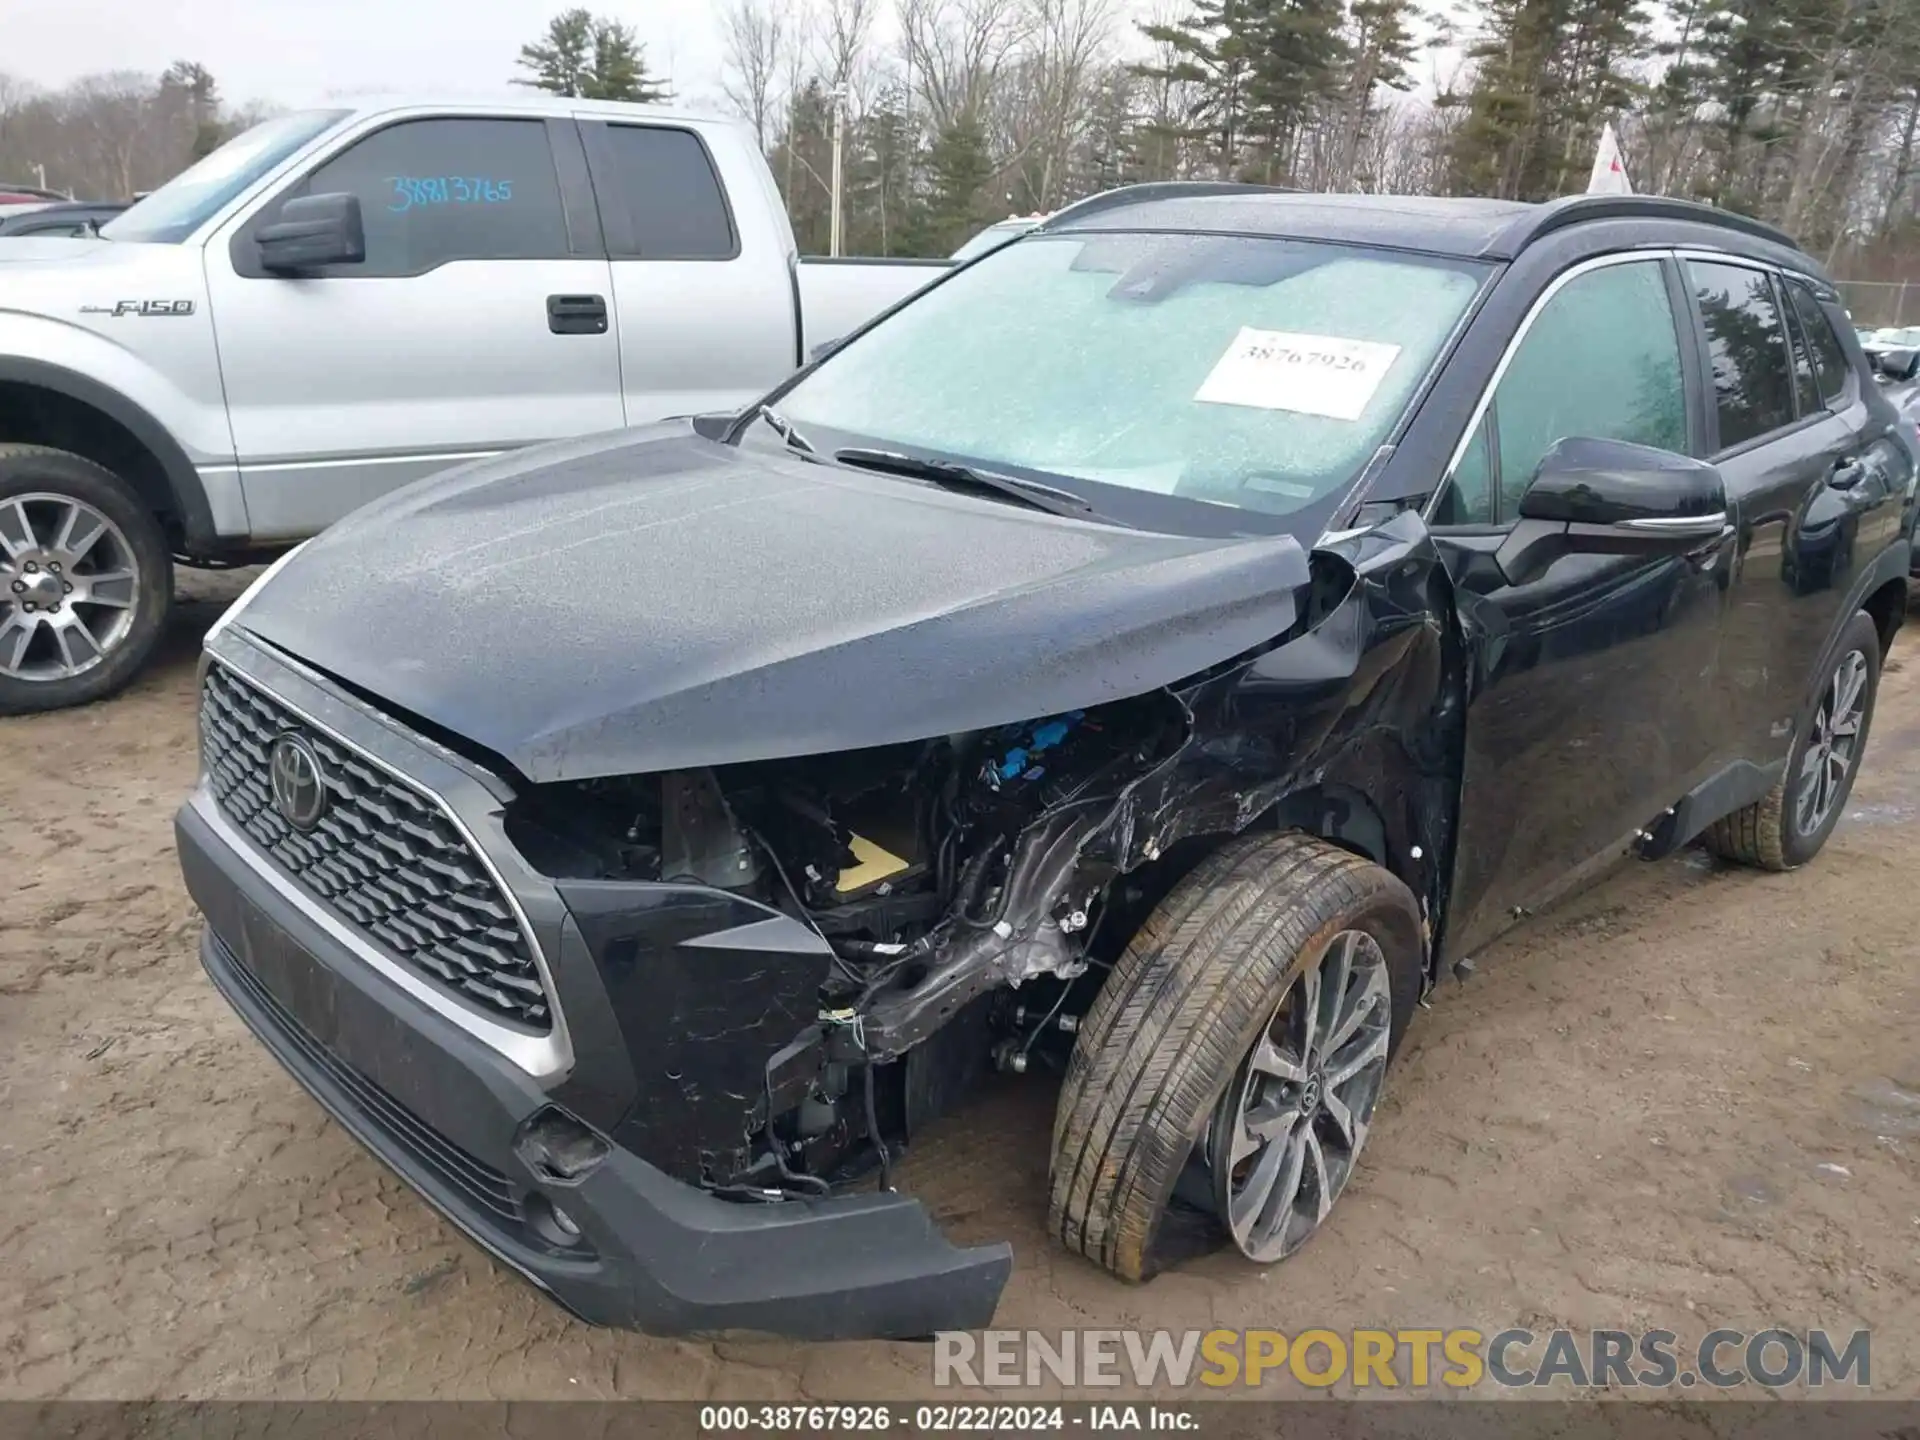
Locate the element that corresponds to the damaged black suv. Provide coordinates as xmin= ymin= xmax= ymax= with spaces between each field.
xmin=177 ymin=187 xmax=1915 ymax=1340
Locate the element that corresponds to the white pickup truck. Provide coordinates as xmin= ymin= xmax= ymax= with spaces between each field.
xmin=0 ymin=95 xmax=947 ymax=713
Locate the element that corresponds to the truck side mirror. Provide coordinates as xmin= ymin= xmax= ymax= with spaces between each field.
xmin=257 ymin=193 xmax=365 ymax=273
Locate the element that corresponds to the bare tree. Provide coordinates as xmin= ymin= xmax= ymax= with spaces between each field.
xmin=1015 ymin=0 xmax=1117 ymax=206
xmin=819 ymin=0 xmax=881 ymax=93
xmin=719 ymin=0 xmax=787 ymax=149
xmin=900 ymin=0 xmax=1034 ymax=132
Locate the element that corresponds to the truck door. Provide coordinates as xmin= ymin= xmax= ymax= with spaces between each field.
xmin=204 ymin=114 xmax=623 ymax=541
xmin=576 ymin=118 xmax=800 ymax=426
xmin=1430 ymin=255 xmax=1729 ymax=958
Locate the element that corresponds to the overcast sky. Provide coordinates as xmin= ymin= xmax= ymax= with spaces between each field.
xmin=7 ymin=0 xmax=741 ymax=113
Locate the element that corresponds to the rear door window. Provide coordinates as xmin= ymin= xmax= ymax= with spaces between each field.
xmin=595 ymin=125 xmax=736 ymax=260
xmin=1687 ymin=261 xmax=1796 ymax=449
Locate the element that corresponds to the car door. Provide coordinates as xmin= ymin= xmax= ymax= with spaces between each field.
xmin=203 ymin=113 xmax=623 ymax=541
xmin=577 ymin=118 xmax=799 ymax=426
xmin=1698 ymin=259 xmax=1910 ymax=765
xmin=1430 ymin=255 xmax=1729 ymax=957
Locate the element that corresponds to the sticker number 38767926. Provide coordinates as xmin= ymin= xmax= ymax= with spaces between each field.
xmin=387 ymin=177 xmax=514 ymax=212
xmin=1194 ymin=327 xmax=1403 ymax=421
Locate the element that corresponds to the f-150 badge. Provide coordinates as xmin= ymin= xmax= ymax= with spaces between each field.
xmin=80 ymin=299 xmax=195 ymax=317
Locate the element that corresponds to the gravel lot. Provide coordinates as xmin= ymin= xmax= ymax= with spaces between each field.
xmin=3 ymin=571 xmax=1918 ymax=1400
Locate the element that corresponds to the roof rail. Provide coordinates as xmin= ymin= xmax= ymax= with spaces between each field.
xmin=1041 ymin=181 xmax=1296 ymax=231
xmin=1507 ymin=193 xmax=1804 ymax=256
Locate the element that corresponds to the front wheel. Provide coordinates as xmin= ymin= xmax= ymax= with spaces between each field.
xmin=1704 ymin=609 xmax=1881 ymax=871
xmin=1048 ymin=832 xmax=1424 ymax=1282
xmin=0 ymin=445 xmax=173 ymax=715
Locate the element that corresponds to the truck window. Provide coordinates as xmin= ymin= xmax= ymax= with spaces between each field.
xmin=295 ymin=118 xmax=570 ymax=276
xmin=596 ymin=125 xmax=736 ymax=260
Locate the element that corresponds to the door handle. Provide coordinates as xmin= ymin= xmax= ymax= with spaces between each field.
xmin=1830 ymin=457 xmax=1866 ymax=490
xmin=547 ymin=294 xmax=608 ymax=335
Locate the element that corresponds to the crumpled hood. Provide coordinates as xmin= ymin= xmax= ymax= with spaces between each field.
xmin=237 ymin=422 xmax=1312 ymax=782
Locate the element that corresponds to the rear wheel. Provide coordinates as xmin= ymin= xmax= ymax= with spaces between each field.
xmin=1048 ymin=832 xmax=1423 ymax=1282
xmin=1704 ymin=609 xmax=1880 ymax=871
xmin=0 ymin=446 xmax=172 ymax=715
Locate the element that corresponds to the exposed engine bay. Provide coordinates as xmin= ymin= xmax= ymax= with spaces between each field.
xmin=505 ymin=692 xmax=1194 ymax=1194
xmin=484 ymin=532 xmax=1452 ymax=1208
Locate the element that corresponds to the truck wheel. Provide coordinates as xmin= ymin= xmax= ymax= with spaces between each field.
xmin=1704 ymin=609 xmax=1880 ymax=871
xmin=1049 ymin=832 xmax=1423 ymax=1281
xmin=0 ymin=445 xmax=173 ymax=715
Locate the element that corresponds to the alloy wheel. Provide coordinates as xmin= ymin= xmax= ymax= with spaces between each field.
xmin=1794 ymin=648 xmax=1868 ymax=838
xmin=1207 ymin=928 xmax=1393 ymax=1262
xmin=0 ymin=492 xmax=141 ymax=682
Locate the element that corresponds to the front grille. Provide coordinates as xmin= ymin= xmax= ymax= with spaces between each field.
xmin=200 ymin=664 xmax=552 ymax=1029
xmin=216 ymin=933 xmax=525 ymax=1229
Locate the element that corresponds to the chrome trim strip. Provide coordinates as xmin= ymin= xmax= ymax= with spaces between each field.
xmin=242 ymin=447 xmax=508 ymax=474
xmin=1429 ymin=251 xmax=1671 ymax=513
xmin=199 ymin=660 xmax=574 ymax=1083
xmin=1614 ymin=511 xmax=1729 ymax=534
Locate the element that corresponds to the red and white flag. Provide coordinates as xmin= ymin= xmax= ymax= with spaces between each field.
xmin=1587 ymin=123 xmax=1633 ymax=195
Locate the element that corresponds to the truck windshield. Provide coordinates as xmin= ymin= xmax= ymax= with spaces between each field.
xmin=778 ymin=231 xmax=1489 ymax=520
xmin=102 ymin=109 xmax=350 ymax=244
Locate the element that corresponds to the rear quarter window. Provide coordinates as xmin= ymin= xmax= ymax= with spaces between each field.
xmin=1784 ymin=279 xmax=1852 ymax=408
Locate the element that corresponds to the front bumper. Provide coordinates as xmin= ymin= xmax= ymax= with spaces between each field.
xmin=178 ymin=792 xmax=1012 ymax=1339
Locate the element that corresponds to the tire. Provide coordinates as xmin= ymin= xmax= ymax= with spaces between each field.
xmin=0 ymin=445 xmax=173 ymax=715
xmin=1704 ymin=609 xmax=1880 ymax=871
xmin=1048 ymin=831 xmax=1424 ymax=1282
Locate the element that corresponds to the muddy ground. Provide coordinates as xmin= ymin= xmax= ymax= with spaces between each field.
xmin=2 ymin=570 xmax=1918 ymax=1401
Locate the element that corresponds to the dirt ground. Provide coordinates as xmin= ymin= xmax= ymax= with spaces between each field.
xmin=3 ymin=570 xmax=1919 ymax=1402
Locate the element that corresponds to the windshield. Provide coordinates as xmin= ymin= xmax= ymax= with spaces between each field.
xmin=951 ymin=221 xmax=1037 ymax=262
xmin=779 ymin=231 xmax=1488 ymax=522
xmin=102 ymin=109 xmax=349 ymax=244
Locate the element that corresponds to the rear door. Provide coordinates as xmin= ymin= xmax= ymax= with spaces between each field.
xmin=205 ymin=113 xmax=623 ymax=540
xmin=578 ymin=119 xmax=799 ymax=425
xmin=1430 ymin=254 xmax=1728 ymax=956
xmin=1692 ymin=259 xmax=1907 ymax=766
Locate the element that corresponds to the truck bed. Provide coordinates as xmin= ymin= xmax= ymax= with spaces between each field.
xmin=797 ymin=257 xmax=950 ymax=357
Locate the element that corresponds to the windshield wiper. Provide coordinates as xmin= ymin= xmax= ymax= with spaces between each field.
xmin=833 ymin=447 xmax=1092 ymax=517
xmin=757 ymin=404 xmax=815 ymax=455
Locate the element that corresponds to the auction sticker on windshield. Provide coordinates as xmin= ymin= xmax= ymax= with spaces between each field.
xmin=1195 ymin=328 xmax=1402 ymax=421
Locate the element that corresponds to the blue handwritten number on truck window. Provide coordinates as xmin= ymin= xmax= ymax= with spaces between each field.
xmin=386 ymin=178 xmax=515 ymax=213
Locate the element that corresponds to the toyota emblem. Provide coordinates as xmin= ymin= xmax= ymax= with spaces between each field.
xmin=268 ymin=733 xmax=329 ymax=831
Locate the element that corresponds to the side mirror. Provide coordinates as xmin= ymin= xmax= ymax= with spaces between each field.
xmin=257 ymin=193 xmax=365 ymax=272
xmin=1875 ymin=349 xmax=1920 ymax=382
xmin=1496 ymin=436 xmax=1728 ymax=586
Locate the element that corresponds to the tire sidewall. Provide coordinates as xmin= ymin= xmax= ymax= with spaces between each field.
xmin=1780 ymin=612 xmax=1881 ymax=868
xmin=0 ymin=450 xmax=172 ymax=714
xmin=1163 ymin=859 xmax=1425 ymax=1275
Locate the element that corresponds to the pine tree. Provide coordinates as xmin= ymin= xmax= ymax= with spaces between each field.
xmin=917 ymin=116 xmax=998 ymax=254
xmin=1237 ymin=0 xmax=1351 ymax=182
xmin=1446 ymin=0 xmax=1651 ymax=200
xmin=1338 ymin=0 xmax=1422 ymax=186
xmin=159 ymin=61 xmax=224 ymax=161
xmin=1135 ymin=0 xmax=1255 ymax=177
xmin=515 ymin=10 xmax=671 ymax=103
